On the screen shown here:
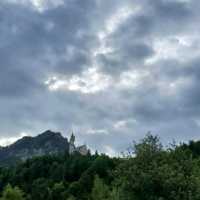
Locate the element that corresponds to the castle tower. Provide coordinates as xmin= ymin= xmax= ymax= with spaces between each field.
xmin=70 ymin=132 xmax=75 ymax=145
xmin=69 ymin=132 xmax=76 ymax=154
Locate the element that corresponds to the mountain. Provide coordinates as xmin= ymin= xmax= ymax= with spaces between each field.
xmin=0 ymin=130 xmax=69 ymax=166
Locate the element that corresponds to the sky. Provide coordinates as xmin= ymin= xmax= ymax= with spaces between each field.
xmin=1 ymin=0 xmax=200 ymax=156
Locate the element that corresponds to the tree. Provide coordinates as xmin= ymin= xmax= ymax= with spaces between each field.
xmin=109 ymin=187 xmax=121 ymax=200
xmin=67 ymin=196 xmax=76 ymax=200
xmin=52 ymin=182 xmax=66 ymax=200
xmin=31 ymin=178 xmax=52 ymax=200
xmin=91 ymin=175 xmax=109 ymax=200
xmin=0 ymin=184 xmax=25 ymax=200
xmin=114 ymin=134 xmax=200 ymax=200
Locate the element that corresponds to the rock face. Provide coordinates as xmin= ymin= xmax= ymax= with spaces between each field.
xmin=0 ymin=130 xmax=69 ymax=166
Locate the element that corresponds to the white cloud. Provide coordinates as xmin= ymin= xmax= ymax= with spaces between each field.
xmin=93 ymin=5 xmax=140 ymax=57
xmin=0 ymin=132 xmax=29 ymax=146
xmin=4 ymin=0 xmax=64 ymax=12
xmin=118 ymin=69 xmax=150 ymax=89
xmin=113 ymin=119 xmax=137 ymax=130
xmin=113 ymin=120 xmax=128 ymax=129
xmin=45 ymin=67 xmax=152 ymax=94
xmin=45 ymin=68 xmax=112 ymax=94
xmin=146 ymin=35 xmax=200 ymax=64
xmin=104 ymin=6 xmax=135 ymax=35
xmin=164 ymin=0 xmax=190 ymax=2
xmin=103 ymin=145 xmax=118 ymax=157
xmin=86 ymin=129 xmax=109 ymax=135
xmin=158 ymin=76 xmax=192 ymax=97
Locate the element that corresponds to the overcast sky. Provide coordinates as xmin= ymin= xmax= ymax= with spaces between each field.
xmin=1 ymin=0 xmax=200 ymax=155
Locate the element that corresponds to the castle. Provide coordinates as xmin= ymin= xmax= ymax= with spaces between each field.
xmin=69 ymin=132 xmax=89 ymax=156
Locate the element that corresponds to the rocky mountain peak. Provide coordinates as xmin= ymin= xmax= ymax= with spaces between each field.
xmin=0 ymin=130 xmax=69 ymax=166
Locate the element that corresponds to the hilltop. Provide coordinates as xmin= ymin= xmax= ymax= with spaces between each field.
xmin=0 ymin=130 xmax=88 ymax=166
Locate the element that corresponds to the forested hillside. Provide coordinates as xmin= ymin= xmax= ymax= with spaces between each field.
xmin=1 ymin=134 xmax=200 ymax=200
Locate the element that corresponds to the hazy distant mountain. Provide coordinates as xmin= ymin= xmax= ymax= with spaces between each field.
xmin=0 ymin=130 xmax=69 ymax=166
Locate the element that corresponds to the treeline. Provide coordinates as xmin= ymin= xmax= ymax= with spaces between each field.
xmin=0 ymin=151 xmax=117 ymax=200
xmin=1 ymin=134 xmax=200 ymax=199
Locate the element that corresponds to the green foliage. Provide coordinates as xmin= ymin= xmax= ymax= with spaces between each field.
xmin=67 ymin=196 xmax=76 ymax=200
xmin=31 ymin=178 xmax=52 ymax=200
xmin=109 ymin=187 xmax=121 ymax=200
xmin=52 ymin=182 xmax=66 ymax=200
xmin=1 ymin=134 xmax=200 ymax=200
xmin=114 ymin=134 xmax=200 ymax=200
xmin=91 ymin=175 xmax=109 ymax=200
xmin=0 ymin=184 xmax=25 ymax=200
xmin=0 ymin=153 xmax=116 ymax=200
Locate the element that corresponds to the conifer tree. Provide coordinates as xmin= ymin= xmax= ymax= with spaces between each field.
xmin=0 ymin=184 xmax=25 ymax=200
xmin=91 ymin=175 xmax=109 ymax=200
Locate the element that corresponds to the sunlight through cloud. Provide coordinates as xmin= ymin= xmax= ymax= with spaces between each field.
xmin=45 ymin=68 xmax=112 ymax=94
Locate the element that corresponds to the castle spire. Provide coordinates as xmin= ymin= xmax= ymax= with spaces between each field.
xmin=70 ymin=132 xmax=75 ymax=145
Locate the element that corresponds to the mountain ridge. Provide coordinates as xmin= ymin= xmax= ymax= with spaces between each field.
xmin=0 ymin=130 xmax=69 ymax=166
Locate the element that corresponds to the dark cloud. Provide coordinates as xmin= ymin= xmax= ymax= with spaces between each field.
xmin=0 ymin=0 xmax=200 ymax=155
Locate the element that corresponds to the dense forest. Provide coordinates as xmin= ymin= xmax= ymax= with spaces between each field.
xmin=1 ymin=134 xmax=200 ymax=200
